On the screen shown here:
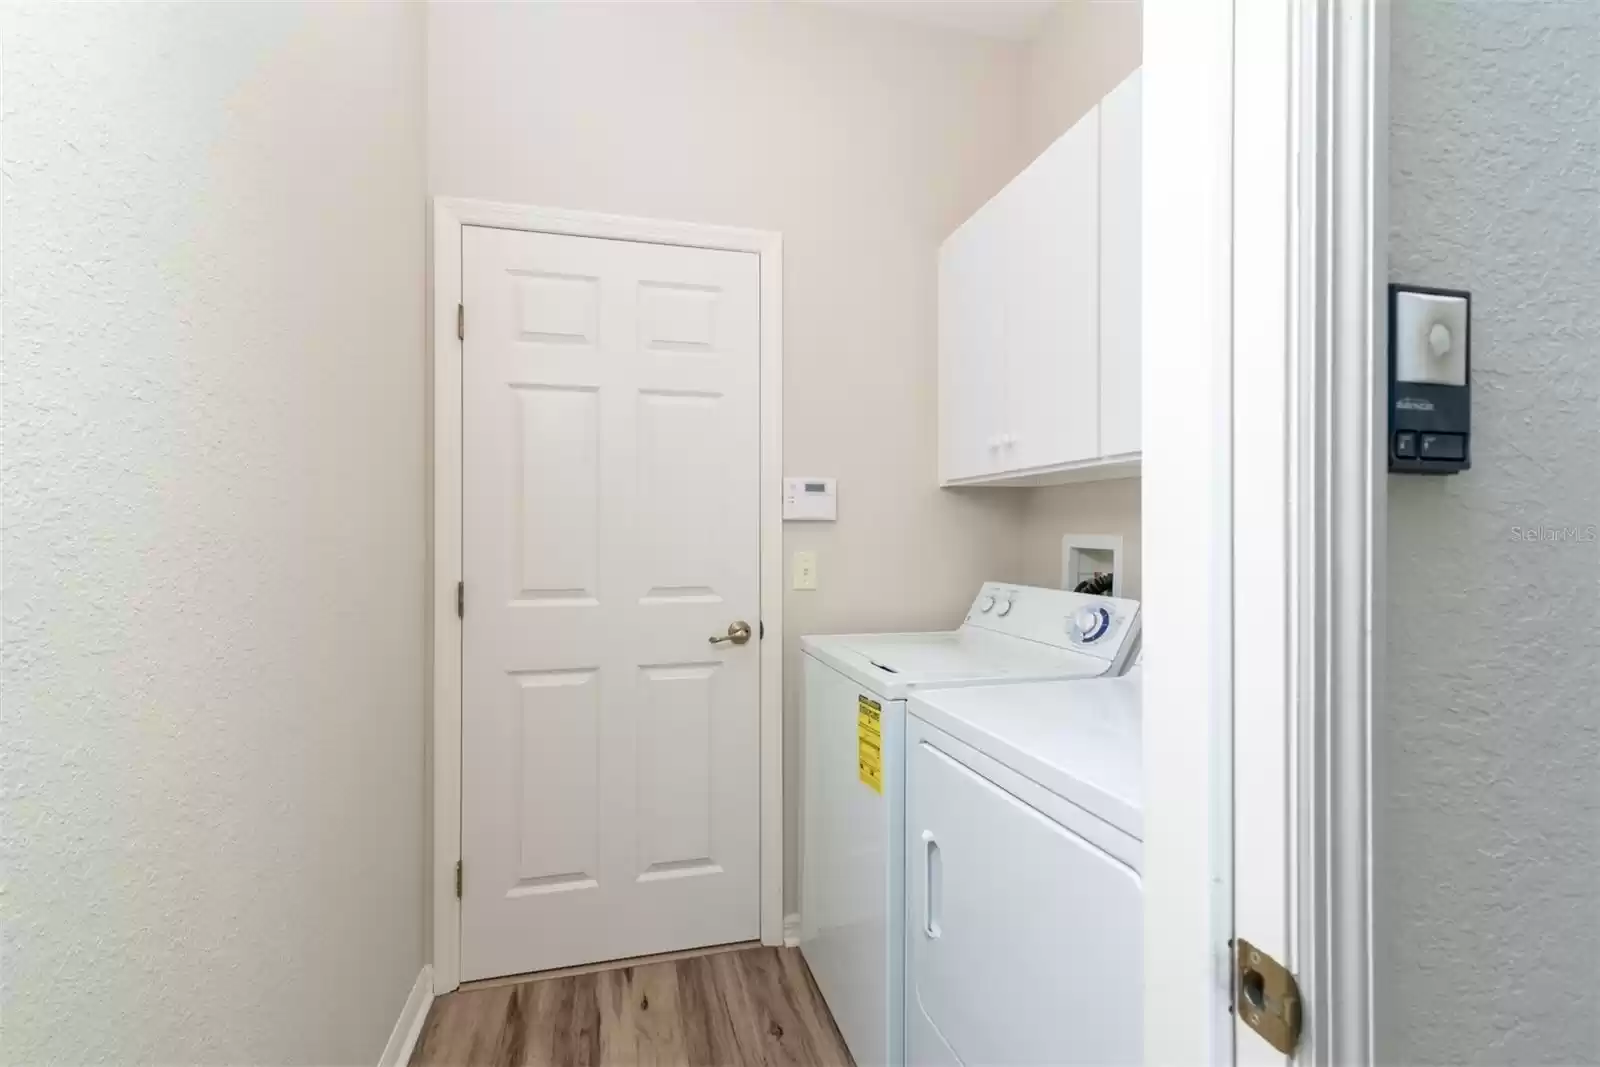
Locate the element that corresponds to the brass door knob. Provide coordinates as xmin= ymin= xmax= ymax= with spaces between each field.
xmin=709 ymin=621 xmax=753 ymax=646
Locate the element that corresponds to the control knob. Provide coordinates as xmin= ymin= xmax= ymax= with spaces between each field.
xmin=1071 ymin=605 xmax=1112 ymax=643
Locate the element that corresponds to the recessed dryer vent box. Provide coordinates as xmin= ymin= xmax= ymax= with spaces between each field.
xmin=1061 ymin=534 xmax=1123 ymax=597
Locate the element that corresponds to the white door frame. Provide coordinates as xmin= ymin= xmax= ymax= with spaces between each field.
xmin=1143 ymin=1 xmax=1381 ymax=1063
xmin=1141 ymin=0 xmax=1237 ymax=1059
xmin=1288 ymin=2 xmax=1385 ymax=1061
xmin=429 ymin=198 xmax=785 ymax=994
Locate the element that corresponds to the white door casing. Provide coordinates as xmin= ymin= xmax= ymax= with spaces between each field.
xmin=1144 ymin=1 xmax=1380 ymax=1063
xmin=1233 ymin=0 xmax=1294 ymax=1062
xmin=1142 ymin=0 xmax=1239 ymax=1063
xmin=1233 ymin=1 xmax=1383 ymax=1062
xmin=458 ymin=224 xmax=763 ymax=980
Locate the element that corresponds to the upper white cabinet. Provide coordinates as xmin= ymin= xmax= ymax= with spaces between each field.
xmin=938 ymin=69 xmax=1141 ymax=487
xmin=1008 ymin=105 xmax=1101 ymax=474
xmin=937 ymin=194 xmax=1012 ymax=482
xmin=1098 ymin=71 xmax=1142 ymax=460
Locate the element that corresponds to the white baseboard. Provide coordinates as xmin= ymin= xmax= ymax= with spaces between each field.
xmin=783 ymin=912 xmax=801 ymax=948
xmin=378 ymin=965 xmax=434 ymax=1067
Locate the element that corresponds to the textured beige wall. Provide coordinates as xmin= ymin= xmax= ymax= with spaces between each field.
xmin=1016 ymin=1 xmax=1143 ymax=593
xmin=1 ymin=2 xmax=428 ymax=1062
xmin=428 ymin=0 xmax=1029 ymax=911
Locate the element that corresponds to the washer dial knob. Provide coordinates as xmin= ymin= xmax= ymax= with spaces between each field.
xmin=979 ymin=595 xmax=996 ymax=613
xmin=996 ymin=597 xmax=1014 ymax=617
xmin=1071 ymin=605 xmax=1112 ymax=643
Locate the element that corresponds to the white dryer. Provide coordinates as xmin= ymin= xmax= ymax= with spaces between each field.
xmin=800 ymin=584 xmax=1140 ymax=1067
xmin=903 ymin=659 xmax=1144 ymax=1066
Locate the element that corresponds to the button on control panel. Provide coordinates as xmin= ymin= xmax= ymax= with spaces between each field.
xmin=1418 ymin=432 xmax=1465 ymax=461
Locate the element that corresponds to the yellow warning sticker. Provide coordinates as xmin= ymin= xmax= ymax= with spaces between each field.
xmin=857 ymin=695 xmax=883 ymax=794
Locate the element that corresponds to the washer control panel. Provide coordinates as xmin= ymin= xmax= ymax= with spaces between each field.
xmin=963 ymin=581 xmax=1141 ymax=666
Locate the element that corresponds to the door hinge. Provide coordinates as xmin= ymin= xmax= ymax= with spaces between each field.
xmin=454 ymin=860 xmax=462 ymax=898
xmin=457 ymin=581 xmax=464 ymax=619
xmin=457 ymin=303 xmax=465 ymax=341
xmin=1236 ymin=939 xmax=1302 ymax=1054
xmin=760 ymin=620 xmax=765 ymax=640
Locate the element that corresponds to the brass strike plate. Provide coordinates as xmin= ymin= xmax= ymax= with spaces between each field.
xmin=1236 ymin=938 xmax=1302 ymax=1054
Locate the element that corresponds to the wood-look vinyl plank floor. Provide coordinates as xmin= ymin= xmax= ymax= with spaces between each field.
xmin=411 ymin=946 xmax=854 ymax=1067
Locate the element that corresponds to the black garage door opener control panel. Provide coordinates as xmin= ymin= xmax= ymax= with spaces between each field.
xmin=1389 ymin=284 xmax=1470 ymax=474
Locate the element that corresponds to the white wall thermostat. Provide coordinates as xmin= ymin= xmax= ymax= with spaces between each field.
xmin=783 ymin=477 xmax=837 ymax=521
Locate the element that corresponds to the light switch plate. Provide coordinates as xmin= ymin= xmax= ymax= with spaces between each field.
xmin=792 ymin=551 xmax=818 ymax=591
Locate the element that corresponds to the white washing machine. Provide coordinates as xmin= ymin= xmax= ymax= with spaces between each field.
xmin=903 ymin=656 xmax=1144 ymax=1066
xmin=800 ymin=583 xmax=1140 ymax=1067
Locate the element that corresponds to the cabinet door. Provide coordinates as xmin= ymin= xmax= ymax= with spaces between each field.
xmin=937 ymin=197 xmax=1009 ymax=483
xmin=1005 ymin=107 xmax=1100 ymax=473
xmin=1099 ymin=70 xmax=1142 ymax=458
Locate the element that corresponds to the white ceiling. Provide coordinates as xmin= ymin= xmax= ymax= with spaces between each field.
xmin=809 ymin=0 xmax=1060 ymax=42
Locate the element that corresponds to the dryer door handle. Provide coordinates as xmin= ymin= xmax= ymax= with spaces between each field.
xmin=922 ymin=830 xmax=942 ymax=939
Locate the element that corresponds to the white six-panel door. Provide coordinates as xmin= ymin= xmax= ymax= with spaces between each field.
xmin=459 ymin=225 xmax=762 ymax=980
